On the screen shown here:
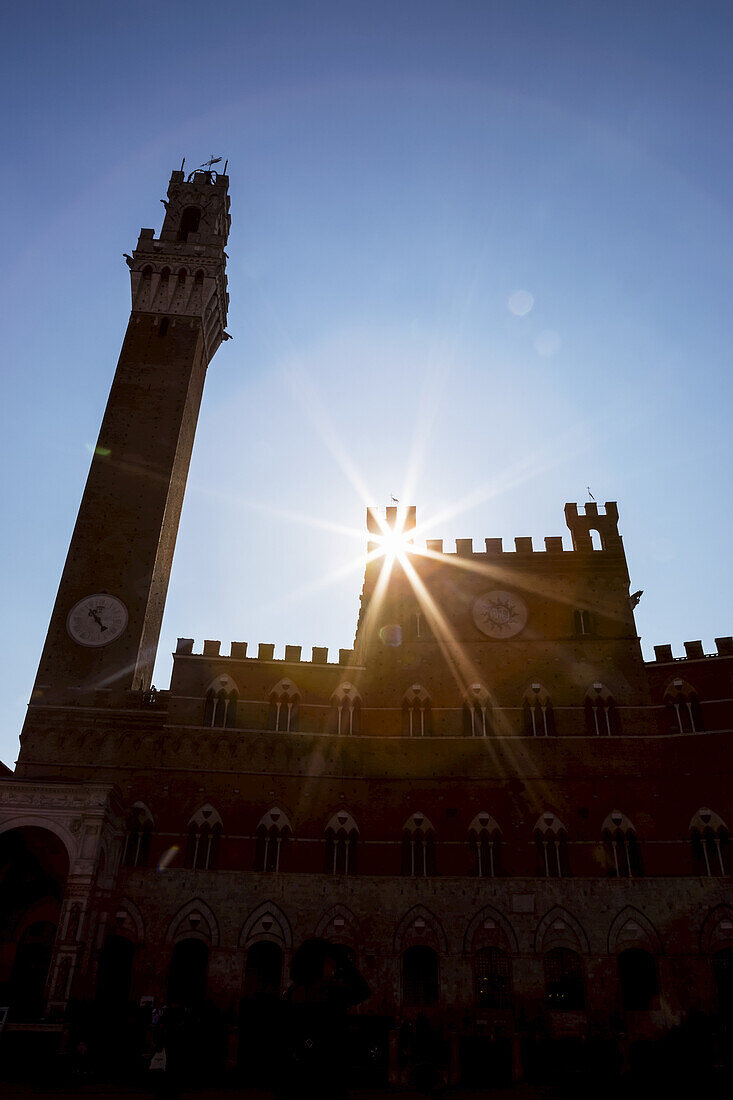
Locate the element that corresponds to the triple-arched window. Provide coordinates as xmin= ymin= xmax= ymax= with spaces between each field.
xmin=324 ymin=811 xmax=359 ymax=874
xmin=665 ymin=680 xmax=704 ymax=734
xmin=468 ymin=813 xmax=502 ymax=877
xmin=402 ymin=685 xmax=432 ymax=737
xmin=203 ymin=677 xmax=239 ymax=728
xmin=534 ymin=813 xmax=569 ymax=877
xmin=402 ymin=813 xmax=436 ymax=876
xmin=184 ymin=805 xmax=222 ymax=870
xmin=585 ymin=684 xmax=619 ymax=736
xmin=122 ymin=802 xmax=153 ymax=868
xmin=254 ymin=807 xmax=292 ymax=872
xmin=463 ymin=684 xmax=493 ymax=737
xmin=331 ymin=683 xmax=361 ymax=735
xmin=523 ymin=684 xmax=555 ymax=737
xmin=690 ymin=808 xmax=729 ymax=876
xmin=601 ymin=811 xmax=642 ymax=877
xmin=268 ymin=679 xmax=300 ymax=732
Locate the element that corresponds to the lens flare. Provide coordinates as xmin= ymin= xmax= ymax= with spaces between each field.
xmin=157 ymin=845 xmax=179 ymax=871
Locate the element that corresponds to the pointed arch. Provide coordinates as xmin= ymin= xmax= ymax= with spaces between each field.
xmin=534 ymin=812 xmax=570 ymax=877
xmin=601 ymin=811 xmax=643 ymax=877
xmin=314 ymin=904 xmax=360 ymax=945
xmin=203 ymin=674 xmax=239 ymax=728
xmin=700 ymin=904 xmax=733 ymax=954
xmin=330 ymin=682 xmax=362 ymax=735
xmin=185 ymin=804 xmax=223 ymax=870
xmin=402 ymin=684 xmax=432 ymax=736
xmin=463 ymin=683 xmax=493 ymax=737
xmin=463 ymin=905 xmax=518 ymax=955
xmin=402 ymin=812 xmax=436 ymax=876
xmin=324 ymin=810 xmax=359 ymax=875
xmin=523 ymin=683 xmax=556 ymax=737
xmin=255 ymin=807 xmax=292 ymax=872
xmin=690 ymin=808 xmax=729 ymax=876
xmin=238 ymin=901 xmax=292 ymax=948
xmin=608 ymin=906 xmax=663 ymax=955
xmin=585 ymin=683 xmax=619 ymax=735
xmin=535 ymin=906 xmax=590 ymax=955
xmin=108 ymin=897 xmax=145 ymax=944
xmin=468 ymin=812 xmax=503 ymax=878
xmin=664 ymin=678 xmax=704 ymax=734
xmin=165 ymin=898 xmax=219 ymax=946
xmin=394 ymin=905 xmax=448 ymax=954
xmin=122 ymin=802 xmax=153 ymax=869
xmin=268 ymin=679 xmax=300 ymax=732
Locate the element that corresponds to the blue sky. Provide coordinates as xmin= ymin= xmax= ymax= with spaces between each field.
xmin=2 ymin=1 xmax=733 ymax=766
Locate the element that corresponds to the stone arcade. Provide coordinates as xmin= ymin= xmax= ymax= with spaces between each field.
xmin=1 ymin=169 xmax=732 ymax=1085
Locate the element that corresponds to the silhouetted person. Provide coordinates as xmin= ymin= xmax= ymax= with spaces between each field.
xmin=276 ymin=938 xmax=370 ymax=1100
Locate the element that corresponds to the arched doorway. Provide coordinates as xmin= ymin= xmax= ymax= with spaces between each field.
xmin=0 ymin=826 xmax=69 ymax=1021
xmin=167 ymin=938 xmax=208 ymax=1008
xmin=402 ymin=945 xmax=439 ymax=1008
xmin=243 ymin=940 xmax=282 ymax=999
xmin=239 ymin=941 xmax=283 ymax=1083
xmin=96 ymin=934 xmax=135 ymax=1008
xmin=618 ymin=948 xmax=658 ymax=1011
xmin=713 ymin=947 xmax=733 ymax=1013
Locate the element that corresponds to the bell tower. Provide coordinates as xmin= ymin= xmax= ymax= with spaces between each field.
xmin=28 ymin=166 xmax=230 ymax=707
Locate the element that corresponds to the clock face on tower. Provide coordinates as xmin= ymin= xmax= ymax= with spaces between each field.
xmin=66 ymin=594 xmax=128 ymax=647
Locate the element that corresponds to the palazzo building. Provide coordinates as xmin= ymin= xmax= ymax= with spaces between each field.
xmin=1 ymin=167 xmax=732 ymax=1084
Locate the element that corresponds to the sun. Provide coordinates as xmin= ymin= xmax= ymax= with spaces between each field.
xmin=367 ymin=505 xmax=416 ymax=565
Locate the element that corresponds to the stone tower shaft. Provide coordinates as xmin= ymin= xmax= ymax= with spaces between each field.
xmin=25 ymin=169 xmax=230 ymax=714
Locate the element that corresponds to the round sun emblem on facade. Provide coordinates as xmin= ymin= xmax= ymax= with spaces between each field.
xmin=472 ymin=590 xmax=528 ymax=639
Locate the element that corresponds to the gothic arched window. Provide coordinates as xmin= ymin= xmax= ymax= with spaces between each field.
xmin=585 ymin=684 xmax=619 ymax=736
xmin=122 ymin=802 xmax=153 ymax=868
xmin=544 ymin=948 xmax=584 ymax=1010
xmin=690 ymin=808 xmax=729 ymax=876
xmin=203 ymin=677 xmax=238 ymax=728
xmin=401 ymin=813 xmax=436 ymax=876
xmin=331 ymin=683 xmax=361 ymax=736
xmin=534 ymin=813 xmax=569 ymax=877
xmin=523 ymin=684 xmax=555 ymax=737
xmin=601 ymin=811 xmax=642 ymax=877
xmin=474 ymin=946 xmax=512 ymax=1010
xmin=463 ymin=684 xmax=493 ymax=737
xmin=268 ymin=680 xmax=300 ymax=732
xmin=324 ymin=811 xmax=358 ymax=875
xmin=254 ymin=807 xmax=292 ymax=872
xmin=468 ymin=813 xmax=502 ymax=877
xmin=184 ymin=805 xmax=223 ymax=870
xmin=665 ymin=680 xmax=704 ymax=734
xmin=402 ymin=685 xmax=432 ymax=737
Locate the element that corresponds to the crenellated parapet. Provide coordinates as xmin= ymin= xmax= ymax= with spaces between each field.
xmin=128 ymin=168 xmax=230 ymax=362
xmin=174 ymin=637 xmax=359 ymax=667
xmin=650 ymin=637 xmax=733 ymax=663
xmin=362 ymin=501 xmax=624 ymax=559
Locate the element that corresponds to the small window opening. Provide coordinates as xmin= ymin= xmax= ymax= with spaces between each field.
xmin=177 ymin=206 xmax=201 ymax=242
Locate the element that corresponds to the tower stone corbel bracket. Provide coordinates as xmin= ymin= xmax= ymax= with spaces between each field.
xmin=128 ymin=168 xmax=230 ymax=365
